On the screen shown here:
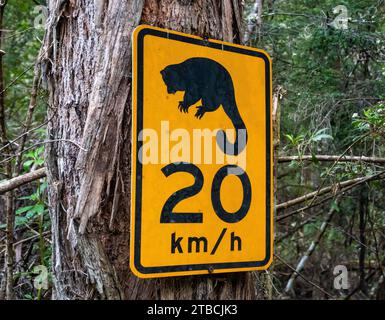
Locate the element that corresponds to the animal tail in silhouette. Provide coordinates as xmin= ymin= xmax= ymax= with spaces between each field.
xmin=216 ymin=92 xmax=247 ymax=156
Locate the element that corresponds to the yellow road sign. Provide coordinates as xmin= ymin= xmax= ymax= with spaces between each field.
xmin=131 ymin=25 xmax=273 ymax=278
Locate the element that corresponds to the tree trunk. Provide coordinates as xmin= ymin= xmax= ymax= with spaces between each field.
xmin=43 ymin=0 xmax=264 ymax=300
xmin=0 ymin=0 xmax=15 ymax=301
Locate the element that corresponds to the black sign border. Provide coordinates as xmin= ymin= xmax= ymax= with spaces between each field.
xmin=134 ymin=26 xmax=272 ymax=276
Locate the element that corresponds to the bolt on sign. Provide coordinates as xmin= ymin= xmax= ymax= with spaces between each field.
xmin=130 ymin=25 xmax=273 ymax=278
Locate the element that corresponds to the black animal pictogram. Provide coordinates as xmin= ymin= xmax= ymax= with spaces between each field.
xmin=160 ymin=57 xmax=247 ymax=155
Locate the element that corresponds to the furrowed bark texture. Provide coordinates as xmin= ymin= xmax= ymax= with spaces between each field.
xmin=43 ymin=0 xmax=263 ymax=300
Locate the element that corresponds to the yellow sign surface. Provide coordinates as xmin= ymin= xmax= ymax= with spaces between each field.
xmin=131 ymin=25 xmax=273 ymax=278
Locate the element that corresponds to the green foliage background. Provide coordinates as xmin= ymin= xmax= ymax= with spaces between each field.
xmin=1 ymin=0 xmax=48 ymax=300
xmin=246 ymin=0 xmax=385 ymax=298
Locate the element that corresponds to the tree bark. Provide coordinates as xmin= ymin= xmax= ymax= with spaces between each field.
xmin=42 ymin=0 xmax=263 ymax=300
xmin=358 ymin=186 xmax=368 ymax=295
xmin=0 ymin=0 xmax=15 ymax=301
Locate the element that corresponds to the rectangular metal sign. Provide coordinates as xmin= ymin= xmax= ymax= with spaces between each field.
xmin=131 ymin=25 xmax=273 ymax=278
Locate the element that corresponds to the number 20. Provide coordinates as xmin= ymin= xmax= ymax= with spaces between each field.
xmin=160 ymin=163 xmax=252 ymax=224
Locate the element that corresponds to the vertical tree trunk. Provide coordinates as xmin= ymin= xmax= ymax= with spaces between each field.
xmin=43 ymin=0 xmax=264 ymax=299
xmin=358 ymin=186 xmax=368 ymax=295
xmin=0 ymin=0 xmax=15 ymax=301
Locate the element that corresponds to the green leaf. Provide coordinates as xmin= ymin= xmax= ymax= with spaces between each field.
xmin=35 ymin=159 xmax=44 ymax=166
xmin=18 ymin=195 xmax=34 ymax=200
xmin=330 ymin=200 xmax=340 ymax=213
xmin=311 ymin=153 xmax=319 ymax=165
xmin=33 ymin=204 xmax=45 ymax=214
xmin=15 ymin=216 xmax=28 ymax=227
xmin=16 ymin=205 xmax=35 ymax=215
xmin=23 ymin=160 xmax=34 ymax=168
xmin=311 ymin=128 xmax=333 ymax=142
xmin=24 ymin=294 xmax=34 ymax=300
xmin=311 ymin=133 xmax=333 ymax=142
xmin=284 ymin=134 xmax=295 ymax=144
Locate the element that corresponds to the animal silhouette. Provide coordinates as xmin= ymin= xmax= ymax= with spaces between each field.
xmin=160 ymin=57 xmax=247 ymax=155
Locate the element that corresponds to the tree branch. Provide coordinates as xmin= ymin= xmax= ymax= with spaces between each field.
xmin=284 ymin=200 xmax=339 ymax=296
xmin=0 ymin=168 xmax=46 ymax=194
xmin=14 ymin=53 xmax=42 ymax=174
xmin=0 ymin=0 xmax=14 ymax=300
xmin=276 ymin=176 xmax=363 ymax=211
xmin=275 ymin=254 xmax=334 ymax=299
xmin=278 ymin=155 xmax=385 ymax=164
xmin=276 ymin=170 xmax=385 ymax=212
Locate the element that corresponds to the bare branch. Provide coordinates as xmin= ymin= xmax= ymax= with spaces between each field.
xmin=304 ymin=133 xmax=370 ymax=209
xmin=15 ymin=53 xmax=42 ymax=174
xmin=0 ymin=113 xmax=56 ymax=153
xmin=276 ymin=170 xmax=385 ymax=213
xmin=0 ymin=63 xmax=34 ymax=96
xmin=276 ymin=176 xmax=363 ymax=211
xmin=275 ymin=254 xmax=335 ymax=299
xmin=284 ymin=200 xmax=339 ymax=295
xmin=0 ymin=139 xmax=87 ymax=165
xmin=0 ymin=168 xmax=46 ymax=194
xmin=278 ymin=155 xmax=385 ymax=164
xmin=0 ymin=0 xmax=14 ymax=300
